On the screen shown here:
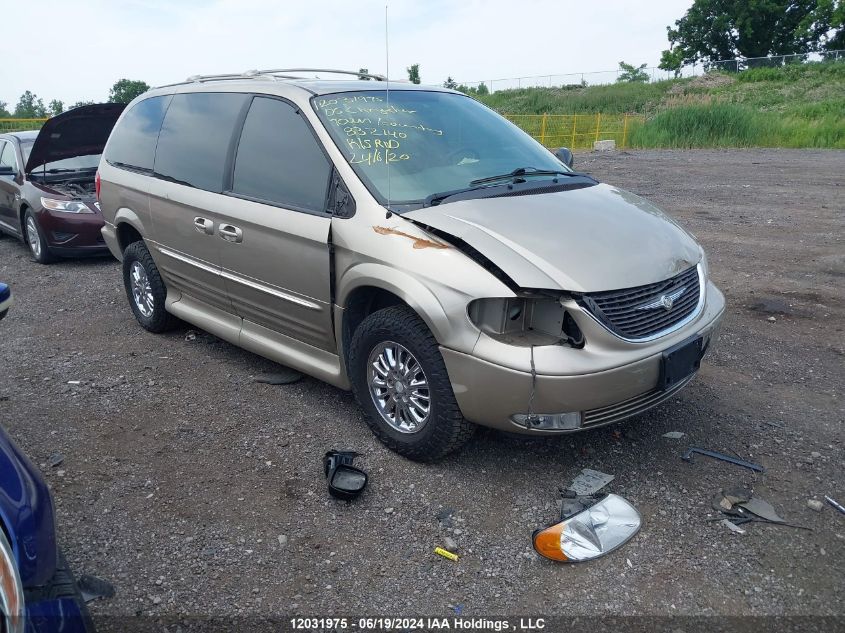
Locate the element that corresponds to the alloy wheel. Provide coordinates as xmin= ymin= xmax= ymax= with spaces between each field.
xmin=130 ymin=261 xmax=155 ymax=318
xmin=367 ymin=341 xmax=431 ymax=433
xmin=25 ymin=217 xmax=41 ymax=258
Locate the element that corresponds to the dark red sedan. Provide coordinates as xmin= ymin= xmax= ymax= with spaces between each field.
xmin=0 ymin=103 xmax=124 ymax=264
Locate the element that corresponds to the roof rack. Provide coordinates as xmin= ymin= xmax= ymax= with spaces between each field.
xmin=184 ymin=68 xmax=387 ymax=83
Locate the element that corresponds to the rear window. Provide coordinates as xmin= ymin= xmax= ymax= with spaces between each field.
xmin=104 ymin=95 xmax=170 ymax=172
xmin=154 ymin=92 xmax=248 ymax=192
xmin=232 ymin=97 xmax=331 ymax=212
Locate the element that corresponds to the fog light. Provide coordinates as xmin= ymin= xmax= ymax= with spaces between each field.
xmin=511 ymin=411 xmax=581 ymax=430
xmin=51 ymin=231 xmax=76 ymax=242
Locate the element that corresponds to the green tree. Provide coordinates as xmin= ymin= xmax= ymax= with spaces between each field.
xmin=443 ymin=76 xmax=458 ymax=89
xmin=14 ymin=91 xmax=47 ymax=118
xmin=659 ymin=47 xmax=685 ymax=77
xmin=108 ymin=79 xmax=150 ymax=104
xmin=474 ymin=82 xmax=489 ymax=95
xmin=48 ymin=99 xmax=64 ymax=116
xmin=358 ymin=68 xmax=371 ymax=80
xmin=0 ymin=101 xmax=10 ymax=118
xmin=69 ymin=100 xmax=95 ymax=109
xmin=826 ymin=0 xmax=845 ymax=49
xmin=406 ymin=63 xmax=421 ymax=84
xmin=617 ymin=61 xmax=650 ymax=82
xmin=662 ymin=0 xmax=840 ymax=66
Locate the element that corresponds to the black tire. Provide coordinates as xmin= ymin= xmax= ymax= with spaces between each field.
xmin=23 ymin=209 xmax=56 ymax=264
xmin=122 ymin=240 xmax=177 ymax=333
xmin=349 ymin=305 xmax=474 ymax=461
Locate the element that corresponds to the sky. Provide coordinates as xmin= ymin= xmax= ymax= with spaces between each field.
xmin=0 ymin=0 xmax=694 ymax=109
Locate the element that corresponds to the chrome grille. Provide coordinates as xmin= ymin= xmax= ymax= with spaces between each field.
xmin=578 ymin=265 xmax=702 ymax=341
xmin=582 ymin=374 xmax=694 ymax=427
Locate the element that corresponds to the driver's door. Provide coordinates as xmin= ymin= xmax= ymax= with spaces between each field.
xmin=0 ymin=141 xmax=21 ymax=235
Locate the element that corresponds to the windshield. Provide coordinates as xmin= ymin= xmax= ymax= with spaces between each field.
xmin=20 ymin=139 xmax=100 ymax=172
xmin=313 ymin=90 xmax=568 ymax=207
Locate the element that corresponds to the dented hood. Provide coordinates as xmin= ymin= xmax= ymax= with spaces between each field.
xmin=25 ymin=103 xmax=125 ymax=173
xmin=404 ymin=183 xmax=702 ymax=293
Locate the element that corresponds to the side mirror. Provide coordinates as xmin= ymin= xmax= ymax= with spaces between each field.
xmin=0 ymin=165 xmax=15 ymax=177
xmin=554 ymin=147 xmax=574 ymax=169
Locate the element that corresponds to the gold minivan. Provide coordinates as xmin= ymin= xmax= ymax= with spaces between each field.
xmin=97 ymin=69 xmax=725 ymax=461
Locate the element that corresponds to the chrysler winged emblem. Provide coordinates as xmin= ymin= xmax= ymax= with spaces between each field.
xmin=637 ymin=286 xmax=685 ymax=312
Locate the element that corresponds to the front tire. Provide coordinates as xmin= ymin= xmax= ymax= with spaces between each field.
xmin=24 ymin=209 xmax=56 ymax=264
xmin=349 ymin=305 xmax=474 ymax=461
xmin=122 ymin=241 xmax=177 ymax=332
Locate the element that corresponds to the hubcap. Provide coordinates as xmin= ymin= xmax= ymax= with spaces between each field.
xmin=130 ymin=261 xmax=155 ymax=318
xmin=367 ymin=341 xmax=431 ymax=434
xmin=25 ymin=217 xmax=40 ymax=257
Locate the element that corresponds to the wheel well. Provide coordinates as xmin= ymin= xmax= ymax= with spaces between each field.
xmin=18 ymin=204 xmax=29 ymax=234
xmin=342 ymin=287 xmax=406 ymax=357
xmin=116 ymin=223 xmax=143 ymax=253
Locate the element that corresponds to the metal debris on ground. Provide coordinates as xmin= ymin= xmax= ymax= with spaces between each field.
xmin=720 ymin=518 xmax=747 ymax=535
xmin=434 ymin=547 xmax=459 ymax=562
xmin=712 ymin=488 xmax=810 ymax=531
xmin=78 ymin=574 xmax=115 ymax=603
xmin=567 ymin=468 xmax=615 ymax=496
xmin=683 ymin=447 xmax=765 ymax=472
xmin=663 ymin=431 xmax=685 ymax=439
xmin=739 ymin=497 xmax=786 ymax=524
xmin=252 ymin=368 xmax=303 ymax=385
xmin=824 ymin=496 xmax=845 ymax=515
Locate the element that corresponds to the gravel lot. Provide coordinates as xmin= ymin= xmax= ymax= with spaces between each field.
xmin=1 ymin=149 xmax=843 ymax=627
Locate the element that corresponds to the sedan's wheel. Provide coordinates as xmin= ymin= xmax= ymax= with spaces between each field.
xmin=23 ymin=210 xmax=55 ymax=264
xmin=350 ymin=305 xmax=474 ymax=461
xmin=122 ymin=241 xmax=177 ymax=333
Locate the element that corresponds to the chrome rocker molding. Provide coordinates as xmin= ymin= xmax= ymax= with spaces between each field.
xmin=156 ymin=245 xmax=320 ymax=310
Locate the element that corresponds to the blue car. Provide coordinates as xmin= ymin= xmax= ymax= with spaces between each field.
xmin=1 ymin=296 xmax=94 ymax=633
xmin=0 ymin=283 xmax=11 ymax=321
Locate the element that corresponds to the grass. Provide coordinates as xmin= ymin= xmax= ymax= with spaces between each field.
xmin=478 ymin=61 xmax=845 ymax=148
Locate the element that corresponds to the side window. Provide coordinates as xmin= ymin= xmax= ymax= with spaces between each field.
xmin=154 ymin=92 xmax=247 ymax=193
xmin=104 ymin=95 xmax=171 ymax=172
xmin=232 ymin=97 xmax=331 ymax=212
xmin=0 ymin=141 xmax=16 ymax=170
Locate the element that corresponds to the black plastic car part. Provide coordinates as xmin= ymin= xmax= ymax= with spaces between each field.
xmin=323 ymin=450 xmax=368 ymax=501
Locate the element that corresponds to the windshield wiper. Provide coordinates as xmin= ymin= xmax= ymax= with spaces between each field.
xmin=469 ymin=167 xmax=573 ymax=186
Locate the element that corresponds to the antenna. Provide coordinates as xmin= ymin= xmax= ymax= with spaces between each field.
xmin=384 ymin=3 xmax=392 ymax=218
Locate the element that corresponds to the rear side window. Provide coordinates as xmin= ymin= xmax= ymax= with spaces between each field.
xmin=232 ymin=97 xmax=331 ymax=212
xmin=154 ymin=92 xmax=247 ymax=193
xmin=104 ymin=96 xmax=170 ymax=172
xmin=0 ymin=141 xmax=15 ymax=170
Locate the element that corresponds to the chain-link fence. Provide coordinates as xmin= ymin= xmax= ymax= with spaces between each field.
xmin=503 ymin=113 xmax=643 ymax=149
xmin=459 ymin=50 xmax=844 ymax=93
xmin=0 ymin=118 xmax=47 ymax=133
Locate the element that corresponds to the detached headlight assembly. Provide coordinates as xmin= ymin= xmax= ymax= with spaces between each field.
xmin=0 ymin=528 xmax=25 ymax=633
xmin=41 ymin=197 xmax=93 ymax=214
xmin=533 ymin=493 xmax=641 ymax=563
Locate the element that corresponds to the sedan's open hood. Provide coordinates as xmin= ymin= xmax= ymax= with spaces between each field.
xmin=404 ymin=183 xmax=702 ymax=293
xmin=24 ymin=103 xmax=126 ymax=174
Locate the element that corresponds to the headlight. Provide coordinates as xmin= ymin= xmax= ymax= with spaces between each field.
xmin=468 ymin=295 xmax=584 ymax=348
xmin=533 ymin=494 xmax=641 ymax=562
xmin=699 ymin=250 xmax=709 ymax=278
xmin=0 ymin=529 xmax=25 ymax=633
xmin=41 ymin=197 xmax=93 ymax=214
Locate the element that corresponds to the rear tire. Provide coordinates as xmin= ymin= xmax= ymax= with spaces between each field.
xmin=122 ymin=240 xmax=177 ymax=333
xmin=349 ymin=305 xmax=474 ymax=461
xmin=23 ymin=209 xmax=56 ymax=264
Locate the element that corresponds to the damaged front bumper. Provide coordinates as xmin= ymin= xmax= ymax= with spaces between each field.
xmin=441 ymin=281 xmax=725 ymax=434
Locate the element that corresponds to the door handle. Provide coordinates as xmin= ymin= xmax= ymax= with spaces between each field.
xmin=218 ymin=224 xmax=243 ymax=243
xmin=194 ymin=217 xmax=214 ymax=235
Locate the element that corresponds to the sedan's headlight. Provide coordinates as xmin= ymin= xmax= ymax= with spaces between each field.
xmin=0 ymin=529 xmax=25 ymax=633
xmin=41 ymin=197 xmax=93 ymax=214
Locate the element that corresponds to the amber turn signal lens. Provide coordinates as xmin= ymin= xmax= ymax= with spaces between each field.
xmin=532 ymin=522 xmax=568 ymax=562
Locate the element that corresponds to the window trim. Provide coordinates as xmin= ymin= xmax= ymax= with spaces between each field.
xmin=105 ymin=94 xmax=173 ymax=175
xmin=224 ymin=93 xmax=337 ymax=218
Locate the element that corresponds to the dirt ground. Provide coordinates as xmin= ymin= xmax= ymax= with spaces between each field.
xmin=0 ymin=149 xmax=843 ymax=628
